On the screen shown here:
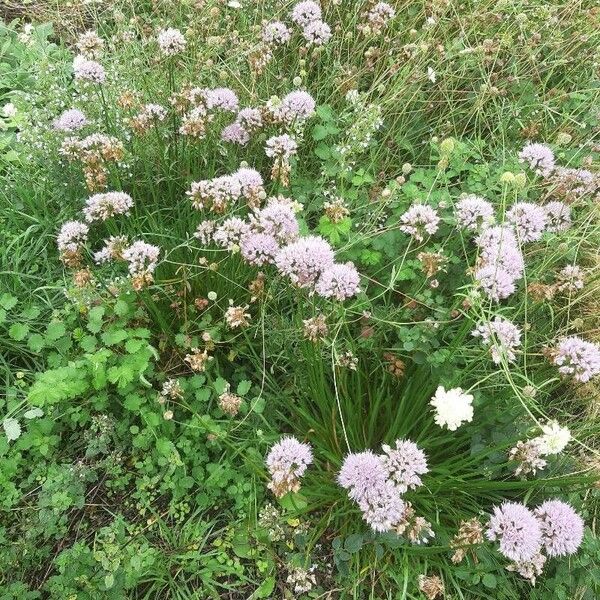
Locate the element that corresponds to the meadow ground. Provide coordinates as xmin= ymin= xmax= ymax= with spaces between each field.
xmin=0 ymin=1 xmax=599 ymax=598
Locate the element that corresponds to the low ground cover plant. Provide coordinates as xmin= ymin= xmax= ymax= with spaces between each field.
xmin=1 ymin=1 xmax=599 ymax=598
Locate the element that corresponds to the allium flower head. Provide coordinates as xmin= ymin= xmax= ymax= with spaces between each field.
xmin=338 ymin=451 xmax=388 ymax=502
xmin=53 ymin=108 xmax=88 ymax=132
xmin=266 ymin=436 xmax=313 ymax=497
xmin=236 ymin=107 xmax=263 ymax=133
xmin=252 ymin=202 xmax=299 ymax=243
xmin=240 ymin=232 xmax=279 ymax=265
xmin=158 ymin=28 xmax=186 ymax=55
xmin=212 ymin=217 xmax=250 ymax=249
xmin=73 ymin=55 xmax=106 ymax=83
xmin=83 ymin=191 xmax=134 ymax=222
xmin=534 ymin=500 xmax=584 ymax=557
xmin=556 ymin=264 xmax=583 ymax=292
xmin=359 ymin=481 xmax=406 ymax=532
xmin=275 ymin=235 xmax=334 ymax=287
xmin=205 ymin=88 xmax=239 ymax=112
xmin=552 ymin=336 xmax=600 ymax=382
xmin=234 ymin=167 xmax=264 ymax=201
xmin=122 ymin=240 xmax=160 ymax=276
xmin=221 ymin=123 xmax=250 ymax=146
xmin=472 ymin=317 xmax=521 ymax=364
xmin=475 ymin=226 xmax=524 ymax=279
xmin=544 ymin=201 xmax=571 ymax=233
xmin=399 ymin=204 xmax=440 ymax=241
xmin=507 ymin=202 xmax=548 ymax=242
xmin=455 ymin=195 xmax=494 ymax=231
xmin=291 ymin=1 xmax=322 ymax=26
xmin=381 ymin=439 xmax=428 ymax=493
xmin=315 ymin=262 xmax=361 ymax=301
xmin=474 ymin=265 xmax=516 ymax=302
xmin=265 ymin=134 xmax=298 ymax=159
xmin=430 ymin=386 xmax=474 ymax=431
xmin=57 ymin=220 xmax=89 ymax=254
xmin=279 ymin=90 xmax=316 ymax=123
xmin=366 ymin=3 xmax=396 ymax=33
xmin=302 ymin=20 xmax=332 ymax=46
xmin=187 ymin=175 xmax=242 ymax=212
xmin=262 ymin=21 xmax=292 ymax=45
xmin=486 ymin=502 xmax=543 ymax=561
xmin=76 ymin=30 xmax=104 ymax=58
xmin=518 ymin=143 xmax=555 ymax=176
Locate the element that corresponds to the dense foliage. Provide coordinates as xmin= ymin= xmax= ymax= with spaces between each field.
xmin=1 ymin=1 xmax=599 ymax=598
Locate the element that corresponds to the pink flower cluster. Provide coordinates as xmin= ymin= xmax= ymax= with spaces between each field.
xmin=474 ymin=226 xmax=524 ymax=301
xmin=399 ymin=204 xmax=440 ymax=242
xmin=472 ymin=317 xmax=522 ymax=364
xmin=486 ymin=499 xmax=584 ymax=567
xmin=338 ymin=439 xmax=429 ymax=534
xmin=57 ymin=220 xmax=89 ymax=254
xmin=290 ymin=1 xmax=332 ymax=46
xmin=53 ymin=108 xmax=88 ymax=132
xmin=83 ymin=191 xmax=134 ymax=222
xmin=455 ymin=195 xmax=494 ymax=231
xmin=506 ymin=202 xmax=547 ymax=242
xmin=552 ymin=336 xmax=600 ymax=383
xmin=518 ymin=143 xmax=555 ymax=176
xmin=266 ymin=436 xmax=313 ymax=497
xmin=122 ymin=240 xmax=160 ymax=277
xmin=73 ymin=55 xmax=105 ymax=83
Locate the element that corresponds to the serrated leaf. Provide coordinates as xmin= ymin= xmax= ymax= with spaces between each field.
xmin=9 ymin=322 xmax=29 ymax=341
xmin=3 ymin=417 xmax=21 ymax=441
xmin=27 ymin=333 xmax=45 ymax=353
xmin=236 ymin=380 xmax=252 ymax=396
xmin=125 ymin=338 xmax=145 ymax=353
xmin=45 ymin=321 xmax=66 ymax=341
xmin=0 ymin=293 xmax=17 ymax=310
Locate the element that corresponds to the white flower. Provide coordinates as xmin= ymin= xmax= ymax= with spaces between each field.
xmin=2 ymin=103 xmax=17 ymax=118
xmin=430 ymin=386 xmax=474 ymax=431
xmin=535 ymin=421 xmax=571 ymax=456
xmin=427 ymin=67 xmax=436 ymax=83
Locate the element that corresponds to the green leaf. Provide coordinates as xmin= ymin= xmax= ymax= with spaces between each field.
xmin=23 ymin=408 xmax=44 ymax=419
xmin=87 ymin=306 xmax=105 ymax=334
xmin=344 ymin=534 xmax=363 ymax=553
xmin=9 ymin=322 xmax=29 ymax=341
xmin=124 ymin=394 xmax=142 ymax=411
xmin=125 ymin=338 xmax=145 ymax=353
xmin=251 ymin=576 xmax=275 ymax=599
xmin=482 ymin=574 xmax=497 ymax=589
xmin=312 ymin=124 xmax=330 ymax=141
xmin=27 ymin=333 xmax=45 ymax=353
xmin=114 ymin=299 xmax=130 ymax=316
xmin=101 ymin=328 xmax=128 ymax=346
xmin=0 ymin=293 xmax=17 ymax=310
xmin=2 ymin=417 xmax=21 ymax=441
xmin=45 ymin=321 xmax=66 ymax=341
xmin=236 ymin=380 xmax=252 ymax=396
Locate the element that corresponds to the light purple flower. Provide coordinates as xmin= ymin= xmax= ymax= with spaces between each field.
xmin=122 ymin=240 xmax=160 ymax=276
xmin=472 ymin=317 xmax=521 ymax=364
xmin=205 ymin=88 xmax=239 ymax=112
xmin=338 ymin=451 xmax=388 ymax=503
xmin=399 ymin=204 xmax=440 ymax=241
xmin=234 ymin=167 xmax=264 ymax=200
xmin=359 ymin=481 xmax=406 ymax=532
xmin=544 ymin=201 xmax=571 ymax=233
xmin=57 ymin=220 xmax=89 ymax=253
xmin=279 ymin=90 xmax=316 ymax=123
xmin=553 ymin=336 xmax=600 ymax=383
xmin=73 ymin=55 xmax=105 ymax=83
xmin=265 ymin=134 xmax=298 ymax=160
xmin=240 ymin=232 xmax=279 ymax=265
xmin=187 ymin=175 xmax=242 ymax=212
xmin=455 ymin=195 xmax=494 ymax=231
xmin=157 ymin=28 xmax=186 ymax=55
xmin=212 ymin=217 xmax=251 ymax=249
xmin=518 ymin=143 xmax=555 ymax=176
xmin=221 ymin=123 xmax=250 ymax=146
xmin=476 ymin=225 xmax=524 ymax=279
xmin=381 ymin=439 xmax=428 ymax=493
xmin=315 ymin=262 xmax=361 ymax=300
xmin=252 ymin=202 xmax=299 ymax=243
xmin=291 ymin=1 xmax=322 ymax=27
xmin=266 ymin=436 xmax=313 ymax=496
xmin=534 ymin=500 xmax=584 ymax=557
xmin=83 ymin=191 xmax=133 ymax=222
xmin=302 ymin=20 xmax=332 ymax=46
xmin=507 ymin=202 xmax=547 ymax=242
xmin=236 ymin=107 xmax=263 ymax=132
xmin=474 ymin=265 xmax=516 ymax=301
xmin=262 ymin=21 xmax=292 ymax=45
xmin=53 ymin=108 xmax=88 ymax=132
xmin=275 ymin=235 xmax=334 ymax=287
xmin=486 ymin=502 xmax=543 ymax=562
